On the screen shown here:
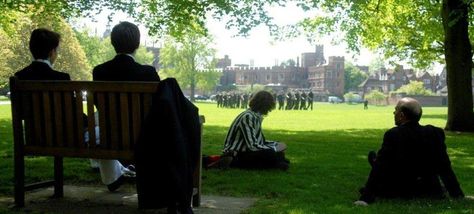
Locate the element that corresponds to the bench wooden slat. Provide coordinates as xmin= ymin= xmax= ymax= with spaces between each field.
xmin=15 ymin=81 xmax=159 ymax=93
xmin=63 ymin=93 xmax=74 ymax=148
xmin=75 ymin=91 xmax=84 ymax=148
xmin=42 ymin=92 xmax=54 ymax=147
xmin=142 ymin=93 xmax=153 ymax=120
xmin=86 ymin=92 xmax=96 ymax=148
xmin=53 ymin=92 xmax=64 ymax=147
xmin=31 ymin=92 xmax=43 ymax=146
xmin=131 ymin=93 xmax=141 ymax=147
xmin=24 ymin=146 xmax=133 ymax=160
xmin=120 ymin=93 xmax=130 ymax=150
xmin=108 ymin=93 xmax=120 ymax=150
xmin=96 ymin=93 xmax=108 ymax=148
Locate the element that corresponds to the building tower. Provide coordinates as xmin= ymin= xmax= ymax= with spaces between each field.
xmin=315 ymin=45 xmax=326 ymax=66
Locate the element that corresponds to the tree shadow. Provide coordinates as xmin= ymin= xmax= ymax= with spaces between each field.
xmin=202 ymin=125 xmax=474 ymax=213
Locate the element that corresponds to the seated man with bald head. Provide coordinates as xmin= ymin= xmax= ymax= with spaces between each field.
xmin=355 ymin=97 xmax=465 ymax=205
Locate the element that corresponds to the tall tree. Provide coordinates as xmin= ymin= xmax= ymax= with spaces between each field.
xmin=2 ymin=11 xmax=92 ymax=81
xmin=160 ymin=28 xmax=217 ymax=102
xmin=197 ymin=69 xmax=222 ymax=94
xmin=294 ymin=0 xmax=474 ymax=131
xmin=344 ymin=62 xmax=367 ymax=92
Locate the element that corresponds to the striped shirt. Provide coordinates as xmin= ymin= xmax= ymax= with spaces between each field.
xmin=223 ymin=109 xmax=277 ymax=153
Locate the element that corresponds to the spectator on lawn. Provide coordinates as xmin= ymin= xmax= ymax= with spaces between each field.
xmin=355 ymin=97 xmax=465 ymax=205
xmin=91 ymin=21 xmax=160 ymax=192
xmin=222 ymin=90 xmax=289 ymax=170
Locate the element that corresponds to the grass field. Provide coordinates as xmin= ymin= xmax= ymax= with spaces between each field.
xmin=1 ymin=102 xmax=473 ymax=213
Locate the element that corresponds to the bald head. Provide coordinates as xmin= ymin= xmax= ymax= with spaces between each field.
xmin=395 ymin=97 xmax=422 ymax=124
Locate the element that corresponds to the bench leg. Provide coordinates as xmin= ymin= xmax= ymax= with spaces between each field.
xmin=14 ymin=153 xmax=25 ymax=207
xmin=53 ymin=156 xmax=63 ymax=197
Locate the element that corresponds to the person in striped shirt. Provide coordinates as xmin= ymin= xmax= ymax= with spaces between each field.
xmin=223 ymin=90 xmax=289 ymax=170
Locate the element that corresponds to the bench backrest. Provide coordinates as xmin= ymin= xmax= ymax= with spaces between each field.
xmin=10 ymin=77 xmax=160 ymax=160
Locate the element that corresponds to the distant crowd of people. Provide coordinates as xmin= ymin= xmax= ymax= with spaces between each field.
xmin=215 ymin=90 xmax=314 ymax=110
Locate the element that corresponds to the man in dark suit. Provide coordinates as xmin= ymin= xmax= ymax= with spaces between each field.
xmin=93 ymin=21 xmax=160 ymax=82
xmin=15 ymin=28 xmax=68 ymax=80
xmin=355 ymin=97 xmax=466 ymax=205
xmin=91 ymin=21 xmax=160 ymax=192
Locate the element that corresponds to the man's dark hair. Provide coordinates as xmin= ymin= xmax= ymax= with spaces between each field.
xmin=111 ymin=21 xmax=140 ymax=54
xmin=249 ymin=90 xmax=276 ymax=115
xmin=29 ymin=28 xmax=60 ymax=60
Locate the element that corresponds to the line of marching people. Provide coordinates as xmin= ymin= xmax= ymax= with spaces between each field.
xmin=276 ymin=90 xmax=314 ymax=110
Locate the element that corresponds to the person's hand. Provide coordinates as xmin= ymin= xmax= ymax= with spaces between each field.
xmin=354 ymin=200 xmax=369 ymax=206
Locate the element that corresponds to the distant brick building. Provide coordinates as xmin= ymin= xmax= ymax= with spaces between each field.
xmin=307 ymin=56 xmax=345 ymax=97
xmin=359 ymin=65 xmax=439 ymax=96
xmin=219 ymin=45 xmax=344 ymax=97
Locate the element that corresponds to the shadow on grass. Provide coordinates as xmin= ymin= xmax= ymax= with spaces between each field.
xmin=202 ymin=125 xmax=474 ymax=213
xmin=1 ymin=119 xmax=473 ymax=213
xmin=422 ymin=114 xmax=448 ymax=120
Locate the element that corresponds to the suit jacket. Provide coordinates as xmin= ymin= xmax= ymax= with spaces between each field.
xmin=15 ymin=61 xmax=70 ymax=80
xmin=135 ymin=78 xmax=200 ymax=213
xmin=360 ymin=121 xmax=464 ymax=203
xmin=93 ymin=54 xmax=160 ymax=81
xmin=14 ymin=61 xmax=88 ymax=130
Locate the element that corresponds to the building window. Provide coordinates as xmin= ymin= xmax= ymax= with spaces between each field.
xmin=336 ymin=82 xmax=339 ymax=87
xmin=267 ymin=75 xmax=270 ymax=80
xmin=244 ymin=75 xmax=248 ymax=80
xmin=390 ymin=84 xmax=395 ymax=91
xmin=279 ymin=74 xmax=284 ymax=80
xmin=424 ymin=79 xmax=431 ymax=84
xmin=317 ymin=81 xmax=322 ymax=87
xmin=336 ymin=72 xmax=340 ymax=77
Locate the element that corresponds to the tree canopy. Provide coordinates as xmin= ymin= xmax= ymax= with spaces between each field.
xmin=160 ymin=28 xmax=218 ymax=101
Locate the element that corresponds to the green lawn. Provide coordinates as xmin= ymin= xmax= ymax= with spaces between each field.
xmin=1 ymin=102 xmax=473 ymax=213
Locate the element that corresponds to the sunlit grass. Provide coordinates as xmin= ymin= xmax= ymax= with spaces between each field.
xmin=0 ymin=102 xmax=473 ymax=213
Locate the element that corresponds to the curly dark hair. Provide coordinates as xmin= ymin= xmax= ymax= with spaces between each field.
xmin=249 ymin=90 xmax=276 ymax=115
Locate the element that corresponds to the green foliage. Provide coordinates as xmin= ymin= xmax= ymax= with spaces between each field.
xmin=134 ymin=46 xmax=155 ymax=66
xmin=343 ymin=92 xmax=357 ymax=104
xmin=197 ymin=70 xmax=222 ymax=93
xmin=74 ymin=30 xmax=115 ymax=67
xmin=395 ymin=81 xmax=434 ymax=96
xmin=0 ymin=0 xmax=282 ymax=39
xmin=160 ymin=28 xmax=217 ymax=101
xmin=368 ymin=56 xmax=386 ymax=74
xmin=344 ymin=62 xmax=367 ymax=92
xmin=365 ymin=90 xmax=387 ymax=106
xmin=0 ymin=11 xmax=92 ymax=85
xmin=296 ymin=1 xmax=444 ymax=69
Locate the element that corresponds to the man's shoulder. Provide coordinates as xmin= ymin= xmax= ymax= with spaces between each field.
xmin=15 ymin=63 xmax=70 ymax=80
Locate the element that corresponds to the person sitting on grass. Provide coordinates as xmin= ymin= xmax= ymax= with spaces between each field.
xmin=355 ymin=97 xmax=467 ymax=205
xmin=221 ymin=90 xmax=289 ymax=170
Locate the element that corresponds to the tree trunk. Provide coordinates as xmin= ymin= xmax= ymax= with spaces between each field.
xmin=441 ymin=0 xmax=474 ymax=131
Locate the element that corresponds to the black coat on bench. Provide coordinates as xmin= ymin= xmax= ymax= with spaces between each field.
xmin=135 ymin=78 xmax=200 ymax=213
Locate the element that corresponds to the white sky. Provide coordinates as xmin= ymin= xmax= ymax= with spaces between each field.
xmin=76 ymin=4 xmax=431 ymax=70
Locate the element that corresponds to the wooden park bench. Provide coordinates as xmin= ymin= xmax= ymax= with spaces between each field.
xmin=9 ymin=77 xmax=203 ymax=207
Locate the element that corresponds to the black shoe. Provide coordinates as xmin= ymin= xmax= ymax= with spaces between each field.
xmin=107 ymin=175 xmax=125 ymax=192
xmin=208 ymin=156 xmax=233 ymax=169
